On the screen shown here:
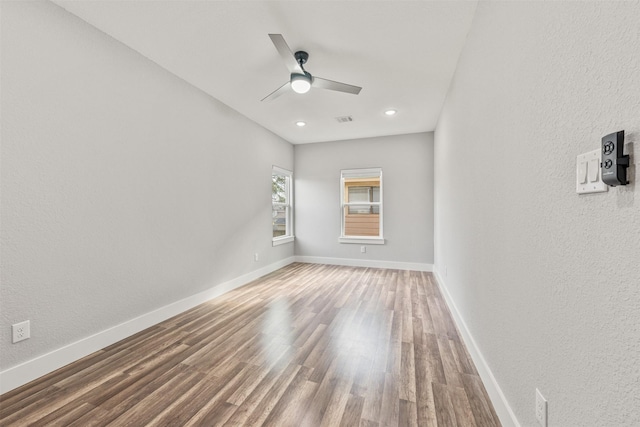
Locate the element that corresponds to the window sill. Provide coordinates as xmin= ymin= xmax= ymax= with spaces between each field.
xmin=338 ymin=237 xmax=385 ymax=245
xmin=272 ymin=236 xmax=295 ymax=246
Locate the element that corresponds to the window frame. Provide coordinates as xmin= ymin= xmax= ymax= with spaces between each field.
xmin=272 ymin=166 xmax=294 ymax=246
xmin=339 ymin=167 xmax=384 ymax=245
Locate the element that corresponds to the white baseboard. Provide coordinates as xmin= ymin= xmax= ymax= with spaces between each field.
xmin=295 ymin=256 xmax=433 ymax=272
xmin=0 ymin=256 xmax=296 ymax=395
xmin=433 ymin=268 xmax=521 ymax=427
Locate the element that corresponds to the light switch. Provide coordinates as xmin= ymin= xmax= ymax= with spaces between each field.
xmin=578 ymin=161 xmax=588 ymax=184
xmin=588 ymin=158 xmax=599 ymax=182
xmin=576 ymin=149 xmax=607 ymax=194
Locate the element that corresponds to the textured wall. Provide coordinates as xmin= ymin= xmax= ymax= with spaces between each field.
xmin=0 ymin=1 xmax=293 ymax=371
xmin=435 ymin=1 xmax=640 ymax=426
xmin=295 ymin=133 xmax=434 ymax=264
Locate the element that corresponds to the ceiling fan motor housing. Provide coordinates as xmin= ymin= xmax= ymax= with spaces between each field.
xmin=294 ymin=51 xmax=309 ymax=66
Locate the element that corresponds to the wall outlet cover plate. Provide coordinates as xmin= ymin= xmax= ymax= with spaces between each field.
xmin=12 ymin=320 xmax=31 ymax=343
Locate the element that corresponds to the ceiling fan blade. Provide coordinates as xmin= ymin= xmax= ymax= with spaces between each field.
xmin=313 ymin=77 xmax=362 ymax=95
xmin=268 ymin=34 xmax=303 ymax=74
xmin=261 ymin=81 xmax=290 ymax=102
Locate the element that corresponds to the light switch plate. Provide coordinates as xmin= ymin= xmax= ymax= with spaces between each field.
xmin=577 ymin=149 xmax=607 ymax=194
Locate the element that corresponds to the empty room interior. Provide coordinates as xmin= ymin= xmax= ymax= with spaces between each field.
xmin=1 ymin=1 xmax=639 ymax=426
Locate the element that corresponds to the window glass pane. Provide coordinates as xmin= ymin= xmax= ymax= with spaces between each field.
xmin=272 ymin=166 xmax=293 ymax=241
xmin=341 ymin=168 xmax=382 ymax=239
xmin=372 ymin=187 xmax=380 ymax=203
xmin=272 ymin=174 xmax=288 ymax=204
xmin=348 ymin=187 xmax=370 ymax=203
xmin=272 ymin=205 xmax=287 ymax=237
xmin=348 ymin=204 xmax=372 ymax=214
xmin=343 ymin=206 xmax=380 ymax=237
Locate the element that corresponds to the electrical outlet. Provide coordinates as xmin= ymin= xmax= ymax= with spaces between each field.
xmin=254 ymin=253 xmax=259 ymax=262
xmin=360 ymin=246 xmax=366 ymax=253
xmin=12 ymin=320 xmax=30 ymax=343
xmin=535 ymin=388 xmax=548 ymax=426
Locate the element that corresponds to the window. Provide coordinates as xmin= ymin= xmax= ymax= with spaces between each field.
xmin=272 ymin=166 xmax=294 ymax=245
xmin=339 ymin=168 xmax=384 ymax=244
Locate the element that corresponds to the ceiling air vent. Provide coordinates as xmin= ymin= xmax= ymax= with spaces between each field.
xmin=335 ymin=116 xmax=354 ymax=123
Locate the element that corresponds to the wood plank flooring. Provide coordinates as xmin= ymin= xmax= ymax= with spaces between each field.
xmin=0 ymin=263 xmax=501 ymax=426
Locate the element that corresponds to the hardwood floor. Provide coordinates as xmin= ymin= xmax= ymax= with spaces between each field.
xmin=0 ymin=263 xmax=501 ymax=426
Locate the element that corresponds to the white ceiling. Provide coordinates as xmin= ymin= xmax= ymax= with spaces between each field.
xmin=52 ymin=0 xmax=478 ymax=144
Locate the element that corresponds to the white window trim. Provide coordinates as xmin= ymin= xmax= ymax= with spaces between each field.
xmin=272 ymin=166 xmax=294 ymax=246
xmin=273 ymin=235 xmax=295 ymax=246
xmin=338 ymin=236 xmax=385 ymax=245
xmin=339 ymin=167 xmax=384 ymax=244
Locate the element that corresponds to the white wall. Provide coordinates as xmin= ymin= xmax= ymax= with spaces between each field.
xmin=435 ymin=2 xmax=640 ymax=426
xmin=295 ymin=133 xmax=434 ymax=269
xmin=0 ymin=0 xmax=293 ymax=380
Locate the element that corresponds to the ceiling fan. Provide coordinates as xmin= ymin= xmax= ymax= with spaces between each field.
xmin=261 ymin=34 xmax=362 ymax=102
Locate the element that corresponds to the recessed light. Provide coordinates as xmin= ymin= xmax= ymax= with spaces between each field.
xmin=384 ymin=109 xmax=397 ymax=116
xmin=295 ymin=121 xmax=306 ymax=127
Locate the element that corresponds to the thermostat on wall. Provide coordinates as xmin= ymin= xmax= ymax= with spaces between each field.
xmin=601 ymin=130 xmax=630 ymax=187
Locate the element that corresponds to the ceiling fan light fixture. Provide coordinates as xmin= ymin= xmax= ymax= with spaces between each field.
xmin=262 ymin=35 xmax=362 ymax=102
xmin=291 ymin=73 xmax=312 ymax=94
